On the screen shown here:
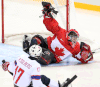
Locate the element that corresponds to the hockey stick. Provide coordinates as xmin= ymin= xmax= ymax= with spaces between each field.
xmin=63 ymin=75 xmax=77 ymax=87
xmin=92 ymin=48 xmax=100 ymax=54
xmin=39 ymin=14 xmax=44 ymax=18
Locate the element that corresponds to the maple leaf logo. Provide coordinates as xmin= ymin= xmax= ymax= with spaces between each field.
xmin=55 ymin=47 xmax=65 ymax=56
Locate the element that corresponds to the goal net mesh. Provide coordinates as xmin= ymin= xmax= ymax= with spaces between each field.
xmin=3 ymin=0 xmax=67 ymax=46
xmin=2 ymin=0 xmax=94 ymax=48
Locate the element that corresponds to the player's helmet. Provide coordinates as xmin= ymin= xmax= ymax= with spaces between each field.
xmin=29 ymin=45 xmax=42 ymax=57
xmin=67 ymin=29 xmax=79 ymax=43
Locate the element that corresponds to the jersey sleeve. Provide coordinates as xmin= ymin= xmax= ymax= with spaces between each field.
xmin=43 ymin=16 xmax=61 ymax=34
xmin=31 ymin=65 xmax=46 ymax=87
xmin=8 ymin=60 xmax=16 ymax=73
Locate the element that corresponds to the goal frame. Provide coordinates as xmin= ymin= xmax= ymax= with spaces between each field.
xmin=1 ymin=0 xmax=4 ymax=43
xmin=1 ymin=0 xmax=69 ymax=43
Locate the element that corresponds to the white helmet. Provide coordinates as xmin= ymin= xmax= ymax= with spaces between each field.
xmin=29 ymin=45 xmax=42 ymax=57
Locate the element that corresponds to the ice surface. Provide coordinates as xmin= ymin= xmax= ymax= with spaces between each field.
xmin=0 ymin=0 xmax=100 ymax=87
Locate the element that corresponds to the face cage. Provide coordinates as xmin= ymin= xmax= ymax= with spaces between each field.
xmin=29 ymin=45 xmax=42 ymax=57
xmin=69 ymin=35 xmax=79 ymax=43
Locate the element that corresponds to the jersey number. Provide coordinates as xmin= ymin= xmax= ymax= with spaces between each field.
xmin=14 ymin=66 xmax=24 ymax=84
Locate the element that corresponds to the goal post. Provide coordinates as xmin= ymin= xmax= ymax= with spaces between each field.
xmin=1 ymin=0 xmax=4 ymax=43
xmin=1 ymin=0 xmax=73 ymax=46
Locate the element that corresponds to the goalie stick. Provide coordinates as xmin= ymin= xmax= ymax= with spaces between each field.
xmin=92 ymin=48 xmax=100 ymax=54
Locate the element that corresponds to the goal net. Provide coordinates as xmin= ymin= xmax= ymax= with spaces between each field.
xmin=1 ymin=0 xmax=68 ymax=46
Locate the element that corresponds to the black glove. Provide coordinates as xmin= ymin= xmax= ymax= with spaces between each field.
xmin=42 ymin=1 xmax=58 ymax=18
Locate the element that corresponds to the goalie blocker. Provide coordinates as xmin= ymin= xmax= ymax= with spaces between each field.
xmin=73 ymin=42 xmax=93 ymax=63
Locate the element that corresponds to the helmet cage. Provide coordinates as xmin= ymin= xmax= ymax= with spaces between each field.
xmin=29 ymin=45 xmax=42 ymax=57
xmin=68 ymin=31 xmax=79 ymax=43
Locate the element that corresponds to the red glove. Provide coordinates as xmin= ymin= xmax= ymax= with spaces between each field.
xmin=73 ymin=42 xmax=93 ymax=63
xmin=2 ymin=62 xmax=10 ymax=71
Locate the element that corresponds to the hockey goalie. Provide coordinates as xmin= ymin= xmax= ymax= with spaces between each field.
xmin=23 ymin=1 xmax=93 ymax=65
xmin=41 ymin=1 xmax=93 ymax=64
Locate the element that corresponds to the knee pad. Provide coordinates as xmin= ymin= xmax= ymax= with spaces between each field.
xmin=32 ymin=34 xmax=48 ymax=48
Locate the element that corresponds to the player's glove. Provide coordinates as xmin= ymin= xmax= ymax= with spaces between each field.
xmin=42 ymin=1 xmax=58 ymax=18
xmin=73 ymin=42 xmax=93 ymax=63
xmin=2 ymin=61 xmax=10 ymax=71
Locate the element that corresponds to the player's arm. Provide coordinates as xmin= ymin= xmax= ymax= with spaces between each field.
xmin=73 ymin=42 xmax=93 ymax=63
xmin=2 ymin=60 xmax=16 ymax=75
xmin=31 ymin=65 xmax=46 ymax=87
xmin=42 ymin=2 xmax=63 ymax=35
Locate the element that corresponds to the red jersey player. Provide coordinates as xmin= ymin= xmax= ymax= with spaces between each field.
xmin=41 ymin=1 xmax=93 ymax=63
xmin=22 ymin=1 xmax=93 ymax=64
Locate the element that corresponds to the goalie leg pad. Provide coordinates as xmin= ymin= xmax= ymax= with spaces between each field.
xmin=30 ymin=39 xmax=38 ymax=46
xmin=32 ymin=34 xmax=48 ymax=48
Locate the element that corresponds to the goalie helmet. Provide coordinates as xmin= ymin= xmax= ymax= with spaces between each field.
xmin=67 ymin=29 xmax=79 ymax=43
xmin=29 ymin=45 xmax=42 ymax=57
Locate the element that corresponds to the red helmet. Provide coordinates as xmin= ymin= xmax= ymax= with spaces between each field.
xmin=68 ymin=29 xmax=79 ymax=37
xmin=67 ymin=29 xmax=79 ymax=42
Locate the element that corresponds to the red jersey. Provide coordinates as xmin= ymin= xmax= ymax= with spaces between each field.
xmin=43 ymin=17 xmax=81 ymax=63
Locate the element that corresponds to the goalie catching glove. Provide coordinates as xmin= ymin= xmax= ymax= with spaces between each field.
xmin=42 ymin=1 xmax=58 ymax=18
xmin=73 ymin=42 xmax=93 ymax=63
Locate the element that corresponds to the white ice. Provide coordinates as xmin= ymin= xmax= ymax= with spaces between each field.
xmin=0 ymin=0 xmax=100 ymax=87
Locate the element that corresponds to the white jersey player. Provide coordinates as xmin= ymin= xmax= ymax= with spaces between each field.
xmin=8 ymin=49 xmax=46 ymax=87
xmin=2 ymin=45 xmax=77 ymax=87
xmin=2 ymin=45 xmax=46 ymax=87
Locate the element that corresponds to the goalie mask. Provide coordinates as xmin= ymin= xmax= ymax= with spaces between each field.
xmin=67 ymin=29 xmax=79 ymax=43
xmin=29 ymin=45 xmax=42 ymax=57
